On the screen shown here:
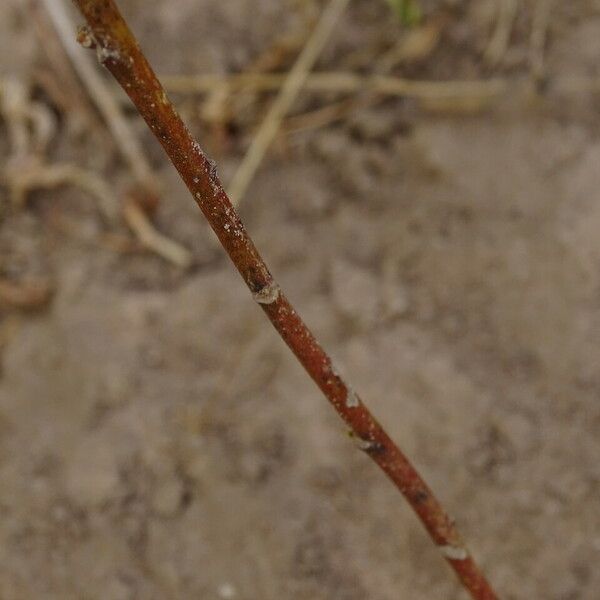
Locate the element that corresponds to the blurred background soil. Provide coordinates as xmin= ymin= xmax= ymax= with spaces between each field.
xmin=1 ymin=0 xmax=600 ymax=598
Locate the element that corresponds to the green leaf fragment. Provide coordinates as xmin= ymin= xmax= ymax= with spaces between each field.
xmin=385 ymin=0 xmax=422 ymax=26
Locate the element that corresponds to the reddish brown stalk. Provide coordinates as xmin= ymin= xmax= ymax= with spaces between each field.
xmin=71 ymin=2 xmax=499 ymax=598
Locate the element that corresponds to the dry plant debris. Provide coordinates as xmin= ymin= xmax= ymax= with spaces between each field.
xmin=227 ymin=0 xmax=351 ymax=207
xmin=484 ymin=0 xmax=519 ymax=67
xmin=529 ymin=0 xmax=553 ymax=82
xmin=0 ymin=76 xmax=115 ymax=220
xmin=39 ymin=0 xmax=193 ymax=268
xmin=161 ymin=72 xmax=508 ymax=106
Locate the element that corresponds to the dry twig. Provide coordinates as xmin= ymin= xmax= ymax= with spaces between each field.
xmin=484 ymin=0 xmax=518 ymax=67
xmin=122 ymin=199 xmax=193 ymax=269
xmin=0 ymin=77 xmax=56 ymax=159
xmin=227 ymin=0 xmax=351 ymax=207
xmin=72 ymin=1 xmax=500 ymax=598
xmin=29 ymin=0 xmax=100 ymax=134
xmin=530 ymin=0 xmax=553 ymax=82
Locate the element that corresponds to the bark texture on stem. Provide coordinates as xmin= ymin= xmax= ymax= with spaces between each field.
xmin=71 ymin=2 xmax=499 ymax=598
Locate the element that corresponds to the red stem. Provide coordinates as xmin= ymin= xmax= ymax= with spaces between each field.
xmin=71 ymin=2 xmax=499 ymax=598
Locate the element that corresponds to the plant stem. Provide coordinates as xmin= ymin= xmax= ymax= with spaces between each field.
xmin=71 ymin=1 xmax=499 ymax=598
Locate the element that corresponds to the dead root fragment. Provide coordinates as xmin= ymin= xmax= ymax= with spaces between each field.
xmin=122 ymin=199 xmax=193 ymax=269
xmin=0 ymin=76 xmax=119 ymax=221
xmin=4 ymin=158 xmax=118 ymax=222
xmin=0 ymin=77 xmax=57 ymax=159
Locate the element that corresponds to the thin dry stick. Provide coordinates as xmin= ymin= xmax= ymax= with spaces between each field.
xmin=484 ymin=0 xmax=518 ymax=67
xmin=29 ymin=0 xmax=101 ymax=133
xmin=227 ymin=0 xmax=351 ymax=207
xmin=529 ymin=0 xmax=553 ymax=82
xmin=71 ymin=2 xmax=499 ymax=598
xmin=122 ymin=200 xmax=192 ymax=268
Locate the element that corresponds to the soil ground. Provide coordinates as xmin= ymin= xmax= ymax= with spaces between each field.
xmin=1 ymin=1 xmax=600 ymax=598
